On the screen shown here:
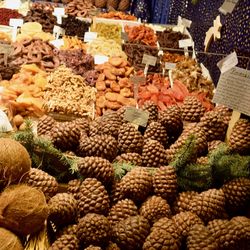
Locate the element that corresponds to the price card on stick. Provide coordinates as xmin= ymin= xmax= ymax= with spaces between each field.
xmin=84 ymin=32 xmax=98 ymax=43
xmin=142 ymin=54 xmax=157 ymax=76
xmin=217 ymin=51 xmax=238 ymax=74
xmin=212 ymin=66 xmax=250 ymax=141
xmin=124 ymin=107 xmax=149 ymax=127
xmin=179 ymin=38 xmax=194 ymax=57
xmin=0 ymin=44 xmax=14 ymax=65
xmin=9 ymin=18 xmax=23 ymax=41
xmin=219 ymin=0 xmax=239 ymax=14
xmin=53 ymin=8 xmax=65 ymax=25
xmin=0 ymin=110 xmax=13 ymax=132
xmin=53 ymin=25 xmax=65 ymax=40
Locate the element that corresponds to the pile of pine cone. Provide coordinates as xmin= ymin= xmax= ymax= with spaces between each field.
xmin=27 ymin=95 xmax=250 ymax=249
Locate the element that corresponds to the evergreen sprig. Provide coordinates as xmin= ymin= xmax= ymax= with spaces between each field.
xmin=12 ymin=119 xmax=78 ymax=181
xmin=113 ymin=162 xmax=136 ymax=180
xmin=170 ymin=134 xmax=197 ymax=173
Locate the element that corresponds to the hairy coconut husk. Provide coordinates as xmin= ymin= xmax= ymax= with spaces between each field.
xmin=0 ymin=185 xmax=48 ymax=237
xmin=0 ymin=227 xmax=24 ymax=250
xmin=0 ymin=138 xmax=31 ymax=186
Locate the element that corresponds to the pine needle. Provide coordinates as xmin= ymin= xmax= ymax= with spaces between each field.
xmin=113 ymin=162 xmax=136 ymax=180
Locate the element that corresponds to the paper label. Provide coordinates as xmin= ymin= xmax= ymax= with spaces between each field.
xmin=200 ymin=63 xmax=212 ymax=80
xmin=217 ymin=51 xmax=238 ymax=73
xmin=94 ymin=55 xmax=109 ymax=64
xmin=50 ymin=39 xmax=64 ymax=49
xmin=124 ymin=107 xmax=149 ymax=127
xmin=5 ymin=0 xmax=21 ymax=9
xmin=121 ymin=32 xmax=128 ymax=41
xmin=142 ymin=54 xmax=157 ymax=66
xmin=165 ymin=62 xmax=176 ymax=70
xmin=9 ymin=18 xmax=23 ymax=27
xmin=0 ymin=110 xmax=13 ymax=132
xmin=219 ymin=0 xmax=239 ymax=14
xmin=179 ymin=38 xmax=193 ymax=48
xmin=212 ymin=67 xmax=250 ymax=116
xmin=54 ymin=7 xmax=65 ymax=16
xmin=84 ymin=32 xmax=98 ymax=43
xmin=53 ymin=25 xmax=65 ymax=39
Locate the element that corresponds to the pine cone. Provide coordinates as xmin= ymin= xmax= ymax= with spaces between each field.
xmin=22 ymin=168 xmax=58 ymax=200
xmin=118 ymin=0 xmax=130 ymax=11
xmin=181 ymin=96 xmax=205 ymax=122
xmin=119 ymin=167 xmax=153 ymax=203
xmin=95 ymin=0 xmax=107 ymax=8
xmin=118 ymin=123 xmax=144 ymax=154
xmin=139 ymin=196 xmax=171 ymax=225
xmin=84 ymin=246 xmax=102 ymax=250
xmin=198 ymin=110 xmax=228 ymax=141
xmin=222 ymin=178 xmax=250 ymax=214
xmin=78 ymin=178 xmax=110 ymax=217
xmin=189 ymin=189 xmax=226 ymax=223
xmin=77 ymin=213 xmax=110 ymax=247
xmin=187 ymin=224 xmax=218 ymax=250
xmin=208 ymin=140 xmax=224 ymax=152
xmin=78 ymin=157 xmax=114 ymax=186
xmin=144 ymin=121 xmax=168 ymax=147
xmin=37 ymin=115 xmax=56 ymax=137
xmin=158 ymin=105 xmax=183 ymax=142
xmin=78 ymin=135 xmax=118 ymax=161
xmin=172 ymin=211 xmax=204 ymax=239
xmin=107 ymin=0 xmax=119 ymax=9
xmin=142 ymin=101 xmax=158 ymax=124
xmin=67 ymin=179 xmax=82 ymax=200
xmin=72 ymin=117 xmax=90 ymax=135
xmin=113 ymin=215 xmax=150 ymax=250
xmin=108 ymin=199 xmax=138 ymax=229
xmin=114 ymin=153 xmax=142 ymax=166
xmin=153 ymin=166 xmax=177 ymax=202
xmin=142 ymin=140 xmax=167 ymax=168
xmin=228 ymin=118 xmax=250 ymax=154
xmin=48 ymin=193 xmax=78 ymax=227
xmin=49 ymin=234 xmax=79 ymax=250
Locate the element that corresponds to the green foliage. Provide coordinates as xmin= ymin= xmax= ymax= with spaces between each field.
xmin=191 ymin=0 xmax=200 ymax=4
xmin=12 ymin=119 xmax=78 ymax=182
xmin=178 ymin=163 xmax=213 ymax=191
xmin=113 ymin=162 xmax=136 ymax=180
xmin=209 ymin=145 xmax=250 ymax=186
xmin=170 ymin=134 xmax=197 ymax=172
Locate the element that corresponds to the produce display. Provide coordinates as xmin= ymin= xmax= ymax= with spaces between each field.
xmin=87 ymin=37 xmax=127 ymax=59
xmin=24 ymin=8 xmax=57 ymax=33
xmin=91 ymin=23 xmax=122 ymax=43
xmin=98 ymin=11 xmax=137 ymax=21
xmin=0 ymin=8 xmax=22 ymax=25
xmin=43 ymin=65 xmax=96 ymax=118
xmin=95 ymin=57 xmax=135 ymax=115
xmin=57 ymin=49 xmax=94 ymax=76
xmin=61 ymin=16 xmax=91 ymax=37
xmin=10 ymin=38 xmax=59 ymax=72
xmin=0 ymin=4 xmax=249 ymax=250
xmin=0 ymin=64 xmax=47 ymax=128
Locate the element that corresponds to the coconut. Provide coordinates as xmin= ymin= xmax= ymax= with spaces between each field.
xmin=0 ymin=227 xmax=24 ymax=250
xmin=0 ymin=138 xmax=31 ymax=186
xmin=0 ymin=185 xmax=49 ymax=237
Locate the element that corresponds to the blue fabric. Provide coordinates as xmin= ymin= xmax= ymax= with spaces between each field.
xmin=150 ymin=0 xmax=171 ymax=24
xmin=129 ymin=0 xmax=151 ymax=22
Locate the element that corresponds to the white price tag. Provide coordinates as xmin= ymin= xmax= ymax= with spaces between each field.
xmin=179 ymin=38 xmax=194 ymax=48
xmin=84 ymin=32 xmax=98 ymax=43
xmin=50 ymin=39 xmax=64 ymax=49
xmin=5 ymin=0 xmax=21 ymax=9
xmin=0 ymin=110 xmax=13 ymax=132
xmin=200 ymin=63 xmax=212 ymax=80
xmin=142 ymin=54 xmax=157 ymax=66
xmin=219 ymin=0 xmax=239 ymax=14
xmin=9 ymin=18 xmax=23 ymax=27
xmin=54 ymin=8 xmax=65 ymax=16
xmin=217 ymin=51 xmax=238 ymax=74
xmin=94 ymin=55 xmax=109 ymax=65
xmin=53 ymin=25 xmax=65 ymax=39
xmin=165 ymin=62 xmax=176 ymax=70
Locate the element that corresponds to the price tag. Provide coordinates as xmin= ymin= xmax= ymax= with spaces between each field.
xmin=50 ymin=39 xmax=64 ymax=49
xmin=53 ymin=8 xmax=65 ymax=24
xmin=200 ymin=63 xmax=212 ymax=80
xmin=94 ymin=55 xmax=109 ymax=64
xmin=213 ymin=67 xmax=250 ymax=116
xmin=84 ymin=32 xmax=98 ymax=43
xmin=219 ymin=0 xmax=239 ymax=14
xmin=9 ymin=18 xmax=23 ymax=27
xmin=179 ymin=38 xmax=193 ymax=48
xmin=121 ymin=32 xmax=128 ymax=42
xmin=124 ymin=107 xmax=149 ymax=127
xmin=0 ymin=110 xmax=13 ymax=132
xmin=5 ymin=0 xmax=21 ymax=9
xmin=165 ymin=62 xmax=176 ymax=70
xmin=142 ymin=54 xmax=157 ymax=66
xmin=217 ymin=51 xmax=238 ymax=74
xmin=0 ymin=44 xmax=14 ymax=65
xmin=53 ymin=25 xmax=65 ymax=40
